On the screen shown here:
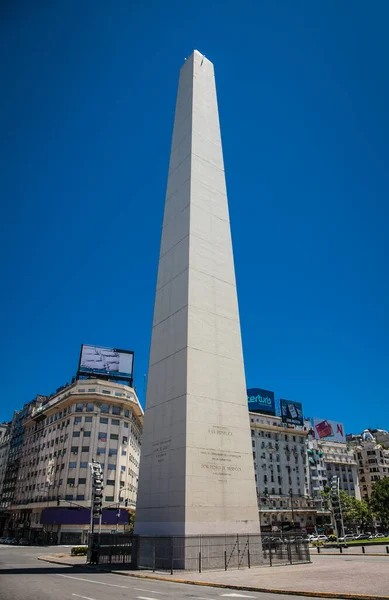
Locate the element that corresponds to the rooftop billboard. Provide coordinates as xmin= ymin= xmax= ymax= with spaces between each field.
xmin=312 ymin=418 xmax=346 ymax=443
xmin=78 ymin=344 xmax=134 ymax=384
xmin=280 ymin=399 xmax=304 ymax=426
xmin=247 ymin=388 xmax=276 ymax=416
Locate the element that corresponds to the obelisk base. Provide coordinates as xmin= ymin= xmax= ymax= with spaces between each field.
xmin=135 ymin=533 xmax=264 ymax=570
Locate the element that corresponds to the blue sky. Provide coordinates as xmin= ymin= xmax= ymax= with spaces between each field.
xmin=1 ymin=1 xmax=388 ymax=433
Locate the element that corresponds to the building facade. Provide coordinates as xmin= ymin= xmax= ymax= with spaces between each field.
xmin=354 ymin=432 xmax=389 ymax=501
xmin=322 ymin=441 xmax=360 ymax=499
xmin=250 ymin=412 xmax=325 ymax=532
xmin=4 ymin=379 xmax=143 ymax=543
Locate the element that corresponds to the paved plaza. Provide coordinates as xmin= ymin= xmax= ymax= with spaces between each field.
xmin=38 ymin=550 xmax=389 ymax=598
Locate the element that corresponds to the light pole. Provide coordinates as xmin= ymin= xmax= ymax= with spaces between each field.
xmin=289 ymin=490 xmax=295 ymax=529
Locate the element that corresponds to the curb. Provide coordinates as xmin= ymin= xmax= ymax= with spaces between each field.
xmin=37 ymin=556 xmax=389 ymax=600
xmin=37 ymin=557 xmax=81 ymax=567
xmin=315 ymin=553 xmax=388 ymax=558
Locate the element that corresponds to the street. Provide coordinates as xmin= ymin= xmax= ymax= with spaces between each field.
xmin=0 ymin=545 xmax=318 ymax=600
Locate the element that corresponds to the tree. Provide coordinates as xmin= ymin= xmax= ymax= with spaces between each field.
xmin=339 ymin=491 xmax=370 ymax=531
xmin=371 ymin=477 xmax=389 ymax=527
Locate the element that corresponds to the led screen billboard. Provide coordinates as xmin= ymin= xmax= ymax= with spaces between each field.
xmin=280 ymin=399 xmax=304 ymax=426
xmin=312 ymin=418 xmax=346 ymax=443
xmin=247 ymin=388 xmax=276 ymax=415
xmin=78 ymin=344 xmax=134 ymax=382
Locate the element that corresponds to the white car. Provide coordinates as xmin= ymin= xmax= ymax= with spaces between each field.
xmin=338 ymin=534 xmax=354 ymax=542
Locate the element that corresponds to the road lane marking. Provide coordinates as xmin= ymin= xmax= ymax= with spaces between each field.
xmin=72 ymin=595 xmax=97 ymax=600
xmin=220 ymin=595 xmax=256 ymax=598
xmin=137 ymin=597 xmax=161 ymax=600
xmin=134 ymin=590 xmax=165 ymax=595
xmin=56 ymin=574 xmax=128 ymax=588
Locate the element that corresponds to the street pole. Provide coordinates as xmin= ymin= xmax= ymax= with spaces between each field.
xmin=290 ymin=490 xmax=295 ymax=529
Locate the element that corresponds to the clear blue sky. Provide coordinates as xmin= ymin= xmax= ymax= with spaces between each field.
xmin=1 ymin=1 xmax=388 ymax=433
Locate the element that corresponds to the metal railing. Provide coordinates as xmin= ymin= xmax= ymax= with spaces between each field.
xmin=86 ymin=532 xmax=310 ymax=571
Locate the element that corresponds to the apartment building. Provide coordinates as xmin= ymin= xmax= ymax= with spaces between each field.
xmin=6 ymin=379 xmax=143 ymax=544
xmin=354 ymin=431 xmax=389 ymax=500
xmin=249 ymin=412 xmax=320 ymax=531
xmin=322 ymin=441 xmax=360 ymax=499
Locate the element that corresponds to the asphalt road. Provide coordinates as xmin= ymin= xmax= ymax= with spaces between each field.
xmin=0 ymin=544 xmax=321 ymax=600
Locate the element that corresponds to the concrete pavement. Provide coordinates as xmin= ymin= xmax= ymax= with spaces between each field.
xmin=31 ymin=547 xmax=389 ymax=600
xmin=0 ymin=545 xmax=318 ymax=600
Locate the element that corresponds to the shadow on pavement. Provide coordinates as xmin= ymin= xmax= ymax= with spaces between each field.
xmin=0 ymin=563 xmax=136 ymax=575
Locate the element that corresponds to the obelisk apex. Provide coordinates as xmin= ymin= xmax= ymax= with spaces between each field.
xmin=135 ymin=51 xmax=261 ymax=546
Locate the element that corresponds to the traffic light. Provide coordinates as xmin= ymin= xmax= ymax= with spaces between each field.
xmin=90 ymin=461 xmax=104 ymax=518
xmin=330 ymin=476 xmax=341 ymax=521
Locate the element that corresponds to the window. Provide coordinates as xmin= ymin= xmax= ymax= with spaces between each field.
xmin=80 ymin=462 xmax=88 ymax=468
xmin=124 ymin=422 xmax=129 ymax=429
xmin=105 ymin=496 xmax=114 ymax=502
xmin=124 ymin=409 xmax=130 ymax=418
xmin=100 ymin=417 xmax=108 ymax=424
xmin=72 ymin=432 xmax=80 ymax=438
xmin=96 ymin=447 xmax=105 ymax=455
xmin=88 ymin=388 xmax=96 ymax=392
xmin=83 ymin=431 xmax=91 ymax=437
xmin=111 ymin=419 xmax=120 ymax=427
xmin=67 ymin=478 xmax=75 ymax=485
xmin=109 ymin=449 xmax=117 ymax=456
xmin=108 ymin=464 xmax=116 ymax=470
xmin=75 ymin=404 xmax=84 ymax=412
xmin=100 ymin=404 xmax=109 ymax=413
xmin=98 ymin=432 xmax=107 ymax=441
xmin=76 ymin=494 xmax=85 ymax=501
xmin=121 ymin=465 xmax=126 ymax=472
xmin=65 ymin=494 xmax=73 ymax=501
xmin=85 ymin=416 xmax=92 ymax=423
xmin=106 ymin=479 xmax=115 ymax=486
xmin=78 ymin=478 xmax=86 ymax=485
xmin=112 ymin=406 xmax=121 ymax=415
xmin=71 ymin=447 xmax=79 ymax=454
xmin=74 ymin=417 xmax=82 ymax=424
xmin=114 ymin=392 xmax=123 ymax=397
xmin=81 ymin=446 xmax=89 ymax=453
xmin=121 ymin=450 xmax=127 ymax=457
xmin=102 ymin=390 xmax=111 ymax=395
xmin=86 ymin=403 xmax=94 ymax=412
xmin=110 ymin=434 xmax=119 ymax=440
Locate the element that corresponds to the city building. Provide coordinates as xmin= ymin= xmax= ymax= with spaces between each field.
xmin=321 ymin=441 xmax=360 ymax=499
xmin=0 ymin=398 xmax=44 ymax=526
xmin=0 ymin=421 xmax=12 ymax=534
xmin=5 ymin=379 xmax=143 ymax=544
xmin=353 ymin=431 xmax=389 ymax=501
xmin=250 ymin=412 xmax=323 ymax=532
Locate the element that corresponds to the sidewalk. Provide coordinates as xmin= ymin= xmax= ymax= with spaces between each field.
xmin=38 ymin=553 xmax=389 ymax=599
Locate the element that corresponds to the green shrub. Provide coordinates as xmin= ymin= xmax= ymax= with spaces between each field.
xmin=71 ymin=546 xmax=88 ymax=556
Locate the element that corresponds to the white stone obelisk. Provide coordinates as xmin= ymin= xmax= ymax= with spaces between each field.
xmin=135 ymin=51 xmax=260 ymax=541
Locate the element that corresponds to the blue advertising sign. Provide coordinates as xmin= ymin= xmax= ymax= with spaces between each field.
xmin=247 ymin=388 xmax=276 ymax=416
xmin=280 ymin=399 xmax=304 ymax=426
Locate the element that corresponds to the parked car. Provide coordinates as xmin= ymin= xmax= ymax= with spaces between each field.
xmin=4 ymin=538 xmax=14 ymax=544
xmin=338 ymin=534 xmax=354 ymax=542
xmin=317 ymin=535 xmax=329 ymax=542
xmin=354 ymin=533 xmax=368 ymax=540
xmin=373 ymin=533 xmax=385 ymax=539
xmin=18 ymin=538 xmax=30 ymax=545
